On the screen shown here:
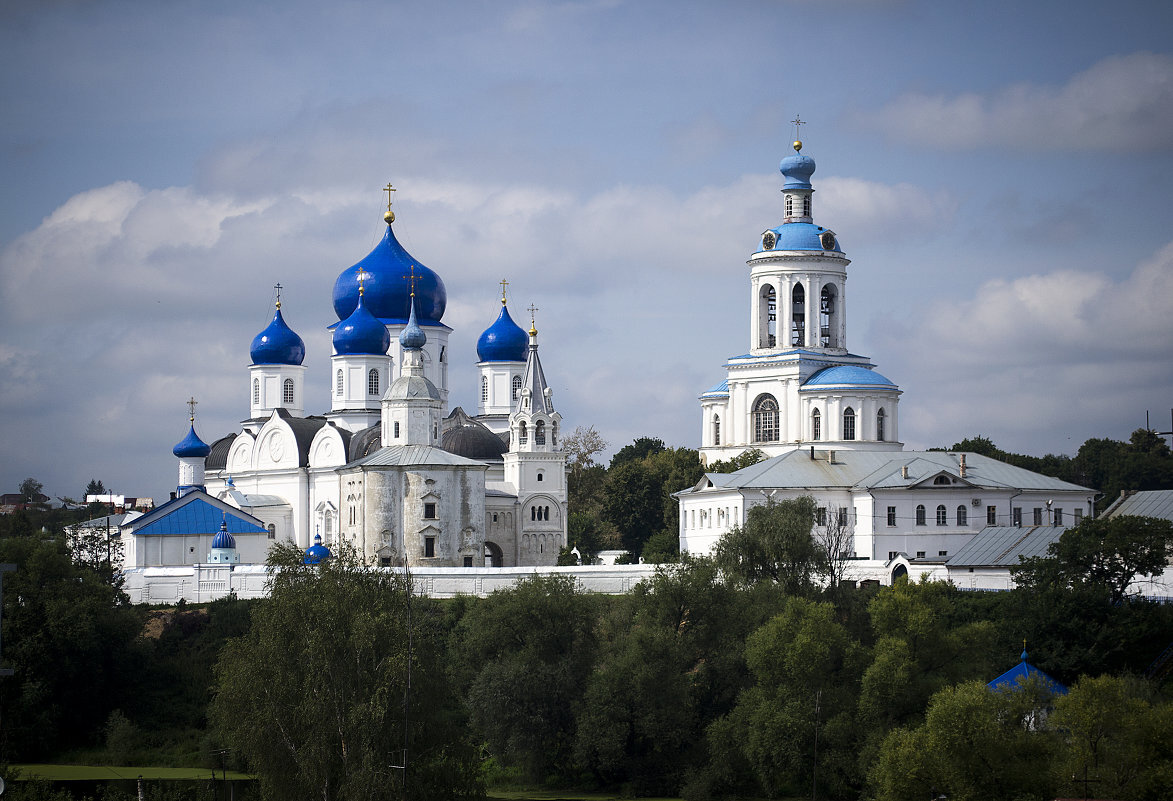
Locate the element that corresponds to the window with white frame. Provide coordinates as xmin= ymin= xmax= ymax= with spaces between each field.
xmin=283 ymin=378 xmax=294 ymax=405
xmin=253 ymin=378 xmax=260 ymax=405
xmin=368 ymin=369 xmax=379 ymax=396
xmin=956 ymin=505 xmax=967 ymax=526
xmin=916 ymin=505 xmax=926 ymax=526
xmin=812 ymin=408 xmax=821 ymax=441
xmin=843 ymin=407 xmax=855 ymax=440
xmin=876 ymin=408 xmax=885 ymax=441
xmin=752 ymin=394 xmax=780 ymax=443
xmin=335 ymin=369 xmax=343 ymax=396
xmin=936 ymin=505 xmax=947 ymax=525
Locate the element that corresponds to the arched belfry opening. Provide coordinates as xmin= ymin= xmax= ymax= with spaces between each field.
xmin=820 ymin=284 xmax=838 ymax=348
xmin=758 ymin=284 xmax=777 ymax=349
xmin=791 ymin=284 xmax=805 ymax=347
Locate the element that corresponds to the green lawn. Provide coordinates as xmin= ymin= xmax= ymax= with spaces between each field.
xmin=11 ymin=764 xmax=255 ymax=781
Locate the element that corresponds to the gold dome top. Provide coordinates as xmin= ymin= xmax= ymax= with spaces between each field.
xmin=793 ymin=140 xmax=803 ymax=152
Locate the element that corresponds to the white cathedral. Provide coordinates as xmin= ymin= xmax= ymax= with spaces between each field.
xmin=678 ymin=140 xmax=1095 ymax=576
xmin=167 ymin=197 xmax=568 ymax=568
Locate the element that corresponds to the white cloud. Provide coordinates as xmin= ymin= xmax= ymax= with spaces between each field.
xmin=859 ymin=52 xmax=1173 ymax=152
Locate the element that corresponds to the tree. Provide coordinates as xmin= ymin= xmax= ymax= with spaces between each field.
xmin=449 ymin=575 xmax=598 ymax=783
xmin=601 ymin=460 xmax=663 ymax=555
xmin=18 ymin=477 xmax=44 ymax=504
xmin=562 ymin=425 xmax=607 ymax=475
xmin=609 ymin=436 xmax=666 ymax=469
xmin=1013 ymin=515 xmax=1173 ymax=605
xmin=713 ymin=497 xmax=824 ymax=595
xmin=211 ymin=543 xmax=483 ymax=801
xmin=816 ymin=504 xmax=855 ymax=593
xmin=706 ymin=448 xmax=767 ymax=474
xmin=84 ymin=478 xmax=107 ymax=498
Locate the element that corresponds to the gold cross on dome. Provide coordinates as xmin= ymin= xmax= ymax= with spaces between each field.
xmin=791 ymin=114 xmax=806 ymax=138
xmin=187 ymin=397 xmax=198 ymax=422
xmin=500 ymin=278 xmax=509 ymax=304
xmin=274 ymin=282 xmax=283 ymax=309
xmin=384 ymin=182 xmax=396 ymax=211
xmin=402 ymin=265 xmax=418 ymax=297
xmin=356 ymin=268 xmax=370 ymax=295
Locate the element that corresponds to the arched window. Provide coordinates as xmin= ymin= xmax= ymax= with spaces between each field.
xmin=811 ymin=408 xmax=821 ymax=441
xmin=267 ymin=523 xmax=276 ymax=540
xmin=544 ymin=505 xmax=550 ymax=520
xmin=531 ymin=506 xmax=536 ymax=521
xmin=323 ymin=512 xmax=333 ymax=538
xmin=535 ymin=420 xmax=546 ymax=445
xmin=759 ymin=284 xmax=776 ymax=348
xmin=518 ymin=421 xmax=528 ymax=445
xmin=537 ymin=472 xmax=543 ymax=482
xmin=512 ymin=375 xmax=522 ymax=400
xmin=802 ymin=195 xmax=811 ymax=217
xmin=843 ymin=407 xmax=855 ymax=440
xmin=752 ymin=395 xmax=779 ymax=443
xmin=283 ymin=378 xmax=294 ymax=405
xmin=253 ymin=378 xmax=260 ymax=405
xmin=956 ymin=505 xmax=967 ymax=526
xmin=713 ymin=415 xmax=721 ymax=446
xmin=877 ymin=408 xmax=885 ymax=442
xmin=916 ymin=505 xmax=926 ymax=526
xmin=933 ymin=475 xmax=951 ymax=486
xmin=335 ymin=369 xmax=343 ymax=396
xmin=820 ymin=284 xmax=838 ymax=348
xmin=368 ymin=369 xmax=379 ymax=396
xmin=791 ymin=284 xmax=805 ymax=346
xmin=481 ymin=376 xmax=488 ymax=404
xmin=936 ymin=505 xmax=947 ymax=525
xmin=785 ymin=195 xmax=793 ymax=218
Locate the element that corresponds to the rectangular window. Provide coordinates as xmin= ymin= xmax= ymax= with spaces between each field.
xmin=394 ymin=421 xmax=400 ymax=438
xmin=1033 ymin=507 xmax=1043 ymax=526
xmin=817 ymin=507 xmax=827 ymax=526
xmin=939 ymin=550 xmax=948 ymax=557
xmin=987 ymin=505 xmax=997 ymax=526
xmin=1074 ymin=508 xmax=1083 ymax=524
xmin=425 ymin=537 xmax=435 ymax=558
xmin=888 ymin=551 xmax=898 ymax=560
xmin=1054 ymin=508 xmax=1063 ymax=525
xmin=424 ymin=502 xmax=437 ymax=519
xmin=887 ymin=506 xmax=896 ymax=527
xmin=916 ymin=551 xmax=926 ymax=559
xmin=1012 ymin=507 xmax=1022 ymax=527
xmin=463 ymin=556 xmax=473 ymax=567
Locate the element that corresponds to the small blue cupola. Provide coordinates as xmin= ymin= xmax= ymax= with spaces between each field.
xmin=250 ymin=300 xmax=306 ymax=366
xmin=332 ymin=288 xmax=391 ymax=356
xmin=173 ymin=424 xmax=211 ymax=458
xmin=779 ymin=148 xmax=816 ymax=190
xmin=304 ymin=532 xmax=332 ymax=565
xmin=987 ymin=647 xmax=1068 ymax=696
xmin=400 ymin=295 xmax=427 ymax=350
xmin=208 ymin=517 xmax=241 ymax=564
xmin=477 ymin=295 xmax=528 ymax=363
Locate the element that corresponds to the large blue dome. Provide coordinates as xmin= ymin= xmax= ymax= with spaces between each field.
xmin=758 ymin=222 xmax=844 ymax=253
xmin=304 ymin=533 xmax=332 ymax=565
xmin=801 ymin=365 xmax=898 ymax=390
xmin=173 ymin=424 xmax=211 ymax=458
xmin=332 ymin=292 xmax=390 ymax=356
xmin=333 ymin=224 xmax=446 ymax=325
xmin=477 ymin=303 xmax=528 ymax=362
xmin=250 ymin=307 xmax=306 ymax=365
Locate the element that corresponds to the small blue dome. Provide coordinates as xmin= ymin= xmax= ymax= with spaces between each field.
xmin=173 ymin=424 xmax=211 ymax=458
xmin=250 ymin=306 xmax=306 ymax=366
xmin=759 ymin=222 xmax=844 ymax=253
xmin=211 ymin=520 xmax=236 ymax=550
xmin=333 ymin=225 xmax=446 ymax=325
xmin=801 ymin=365 xmax=898 ymax=389
xmin=780 ymin=151 xmax=816 ymax=190
xmin=477 ymin=303 xmax=528 ymax=362
xmin=400 ymin=298 xmax=426 ymax=350
xmin=332 ymin=292 xmax=390 ymax=356
xmin=304 ymin=533 xmax=332 ymax=565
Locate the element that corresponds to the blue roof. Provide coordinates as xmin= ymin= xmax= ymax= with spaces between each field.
xmin=332 ymin=291 xmax=390 ymax=356
xmin=801 ymin=364 xmax=898 ymax=390
xmin=132 ymin=494 xmax=267 ymax=537
xmin=987 ymin=651 xmax=1068 ymax=696
xmin=333 ymin=224 xmax=446 ymax=325
xmin=210 ymin=520 xmax=236 ymax=550
xmin=400 ymin=297 xmax=427 ymax=350
xmin=304 ymin=533 xmax=332 ymax=565
xmin=780 ymin=151 xmax=816 ymax=190
xmin=477 ymin=303 xmax=528 ymax=362
xmin=250 ymin=306 xmax=306 ymax=366
xmin=173 ymin=424 xmax=211 ymax=458
xmin=758 ymin=222 xmax=843 ymax=253
xmin=701 ymin=379 xmax=729 ymax=398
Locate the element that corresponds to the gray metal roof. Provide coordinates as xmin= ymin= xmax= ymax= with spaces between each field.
xmin=946 ymin=525 xmax=1066 ymax=567
xmin=1104 ymin=490 xmax=1173 ymax=521
xmin=683 ymin=449 xmax=1092 ymax=494
xmin=348 ymin=444 xmax=487 ymax=469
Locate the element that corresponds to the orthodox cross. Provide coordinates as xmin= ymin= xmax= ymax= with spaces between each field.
xmin=500 ymin=278 xmax=509 ymax=304
xmin=187 ymin=396 xmax=198 ymax=423
xmin=384 ymin=182 xmax=396 ymax=211
xmin=274 ymin=282 xmax=283 ymax=309
xmin=356 ymin=268 xmax=371 ymax=294
xmin=791 ymin=114 xmax=806 ymax=139
xmin=528 ymin=303 xmax=539 ymax=328
xmin=403 ymin=265 xmax=418 ymax=298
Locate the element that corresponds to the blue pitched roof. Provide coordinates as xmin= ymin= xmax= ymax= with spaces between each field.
xmin=987 ymin=652 xmax=1067 ymax=695
xmin=701 ymin=379 xmax=729 ymax=398
xmin=130 ymin=491 xmax=267 ymax=537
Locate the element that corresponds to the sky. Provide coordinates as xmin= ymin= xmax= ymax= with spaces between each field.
xmin=2 ymin=0 xmax=1172 ymax=503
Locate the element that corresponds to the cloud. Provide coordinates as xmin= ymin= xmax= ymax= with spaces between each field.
xmin=878 ymin=242 xmax=1173 ymax=453
xmin=858 ymin=52 xmax=1173 ymax=152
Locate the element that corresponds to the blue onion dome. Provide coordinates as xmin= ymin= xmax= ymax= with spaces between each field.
xmin=400 ymin=297 xmax=427 ymax=350
xmin=304 ymin=533 xmax=332 ymax=565
xmin=332 ymin=290 xmax=391 ymax=355
xmin=250 ymin=303 xmax=306 ymax=365
xmin=211 ymin=520 xmax=236 ymax=550
xmin=780 ymin=143 xmax=816 ymax=190
xmin=477 ymin=300 xmax=528 ymax=362
xmin=173 ymin=423 xmax=211 ymax=458
xmin=332 ymin=223 xmax=447 ymax=325
xmin=801 ymin=365 xmax=898 ymax=389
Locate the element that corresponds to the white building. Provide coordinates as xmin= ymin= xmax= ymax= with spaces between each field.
xmin=187 ymin=197 xmax=567 ymax=568
xmin=679 ymin=142 xmax=1096 ymax=580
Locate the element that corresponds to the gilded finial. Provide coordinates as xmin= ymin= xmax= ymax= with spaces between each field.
xmin=383 ymin=182 xmax=396 ymax=224
xmin=500 ymin=278 xmax=509 ymax=306
xmin=187 ymin=396 xmax=198 ymax=424
xmin=274 ymin=282 xmax=283 ymax=310
xmin=791 ymin=114 xmax=805 ymax=152
xmin=527 ymin=303 xmax=539 ymax=336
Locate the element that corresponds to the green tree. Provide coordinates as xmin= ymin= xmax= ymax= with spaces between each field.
xmin=713 ymin=496 xmax=824 ymax=595
xmin=706 ymin=447 xmax=766 ymax=474
xmin=211 ymin=543 xmax=483 ymax=801
xmin=84 ymin=478 xmax=107 ymax=498
xmin=609 ymin=436 xmax=666 ymax=468
xmin=449 ymin=575 xmax=598 ymax=783
xmin=18 ymin=477 xmax=44 ymax=504
xmin=601 ymin=460 xmax=662 ymax=554
xmin=1013 ymin=515 xmax=1173 ymax=605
